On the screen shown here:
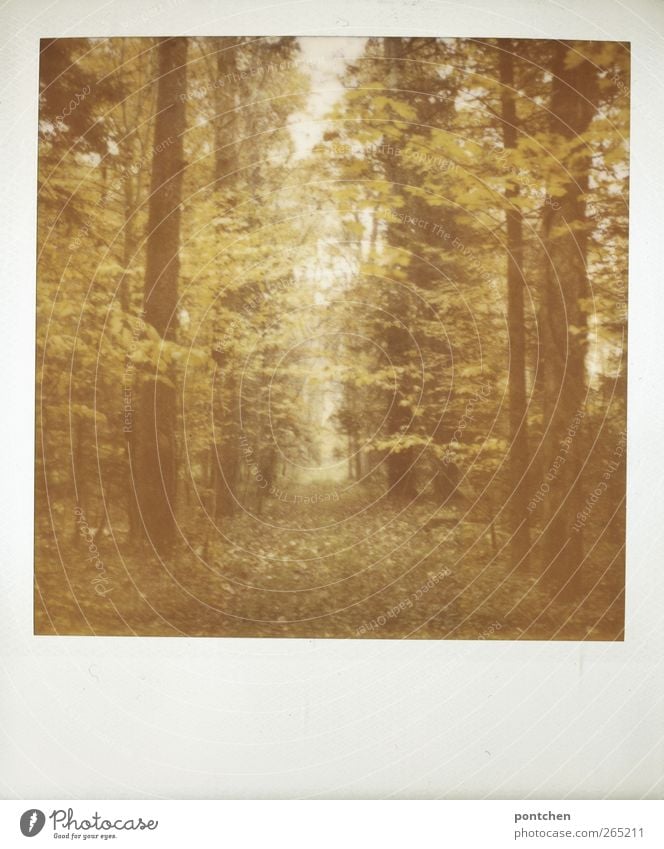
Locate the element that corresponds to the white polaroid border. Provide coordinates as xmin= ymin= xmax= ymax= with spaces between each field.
xmin=1 ymin=0 xmax=662 ymax=799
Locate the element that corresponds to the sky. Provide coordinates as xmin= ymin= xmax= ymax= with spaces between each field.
xmin=289 ymin=36 xmax=367 ymax=160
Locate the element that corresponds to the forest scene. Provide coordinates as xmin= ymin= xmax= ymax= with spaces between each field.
xmin=35 ymin=36 xmax=629 ymax=639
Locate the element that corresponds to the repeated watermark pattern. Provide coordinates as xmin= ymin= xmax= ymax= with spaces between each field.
xmin=528 ymin=406 xmax=586 ymax=513
xmin=356 ymin=567 xmax=452 ymax=635
xmin=73 ymin=507 xmax=113 ymax=597
xmin=572 ymin=430 xmax=626 ymax=532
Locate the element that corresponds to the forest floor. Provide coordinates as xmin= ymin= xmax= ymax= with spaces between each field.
xmin=35 ymin=480 xmax=624 ymax=641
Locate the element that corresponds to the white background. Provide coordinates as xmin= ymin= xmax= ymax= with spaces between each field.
xmin=1 ymin=0 xmax=663 ymax=799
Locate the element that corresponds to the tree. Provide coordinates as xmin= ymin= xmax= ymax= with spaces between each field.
xmin=34 ymin=35 xmax=629 ymax=639
xmin=536 ymin=41 xmax=600 ymax=599
xmin=132 ymin=37 xmax=188 ymax=555
xmin=498 ymin=40 xmax=531 ymax=567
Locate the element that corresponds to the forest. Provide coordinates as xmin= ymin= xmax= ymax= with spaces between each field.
xmin=35 ymin=36 xmax=629 ymax=639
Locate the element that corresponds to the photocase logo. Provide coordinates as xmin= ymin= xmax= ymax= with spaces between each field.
xmin=20 ymin=809 xmax=45 ymax=837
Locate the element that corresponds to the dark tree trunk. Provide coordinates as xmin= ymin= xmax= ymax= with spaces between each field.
xmin=143 ymin=37 xmax=187 ymax=340
xmin=120 ymin=171 xmax=136 ymax=313
xmin=214 ymin=38 xmax=238 ymax=180
xmin=132 ymin=37 xmax=187 ymax=555
xmin=382 ymin=36 xmax=418 ymax=502
xmin=538 ymin=41 xmax=598 ymax=599
xmin=498 ymin=41 xmax=531 ymax=568
xmin=209 ymin=39 xmax=241 ymax=517
xmin=212 ymin=368 xmax=240 ymax=518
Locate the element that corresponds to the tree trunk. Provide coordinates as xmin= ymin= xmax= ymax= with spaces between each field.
xmin=210 ymin=39 xmax=241 ymax=516
xmin=212 ymin=368 xmax=240 ymax=518
xmin=382 ymin=36 xmax=418 ymax=502
xmin=120 ymin=169 xmax=137 ymax=313
xmin=538 ymin=41 xmax=597 ymax=599
xmin=498 ymin=41 xmax=530 ymax=568
xmin=132 ymin=37 xmax=187 ymax=555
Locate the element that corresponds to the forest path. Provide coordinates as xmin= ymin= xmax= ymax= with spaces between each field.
xmin=160 ymin=480 xmax=537 ymax=638
xmin=35 ymin=481 xmax=621 ymax=640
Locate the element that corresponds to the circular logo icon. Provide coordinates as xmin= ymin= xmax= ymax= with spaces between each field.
xmin=20 ymin=810 xmax=45 ymax=837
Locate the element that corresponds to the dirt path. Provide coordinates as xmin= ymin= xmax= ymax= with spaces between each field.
xmin=35 ymin=482 xmax=623 ymax=640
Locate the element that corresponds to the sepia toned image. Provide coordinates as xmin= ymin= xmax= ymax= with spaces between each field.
xmin=35 ymin=36 xmax=629 ymax=640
